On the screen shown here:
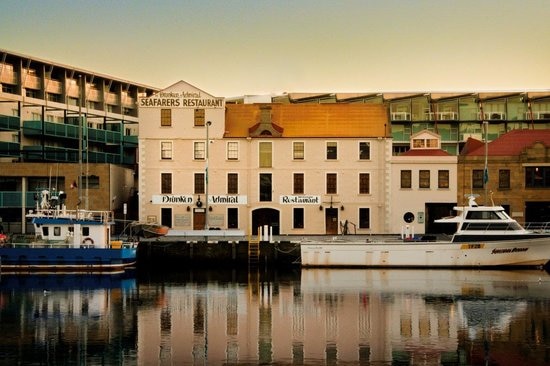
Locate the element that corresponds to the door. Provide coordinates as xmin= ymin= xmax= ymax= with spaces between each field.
xmin=193 ymin=208 xmax=205 ymax=230
xmin=325 ymin=208 xmax=338 ymax=234
xmin=251 ymin=208 xmax=280 ymax=235
xmin=161 ymin=208 xmax=172 ymax=228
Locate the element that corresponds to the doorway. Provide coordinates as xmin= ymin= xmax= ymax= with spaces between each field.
xmin=161 ymin=208 xmax=172 ymax=228
xmin=193 ymin=208 xmax=206 ymax=230
xmin=325 ymin=208 xmax=338 ymax=234
xmin=251 ymin=208 xmax=280 ymax=235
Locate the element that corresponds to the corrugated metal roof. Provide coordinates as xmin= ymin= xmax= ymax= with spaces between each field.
xmin=465 ymin=129 xmax=550 ymax=156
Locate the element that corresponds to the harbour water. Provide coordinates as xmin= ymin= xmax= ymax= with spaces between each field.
xmin=0 ymin=267 xmax=549 ymax=365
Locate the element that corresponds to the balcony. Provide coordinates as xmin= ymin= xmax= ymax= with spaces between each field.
xmin=45 ymin=79 xmax=63 ymax=94
xmin=478 ymin=112 xmax=506 ymax=120
xmin=0 ymin=69 xmax=18 ymax=84
xmin=526 ymin=111 xmax=550 ymax=120
xmin=0 ymin=191 xmax=36 ymax=208
xmin=23 ymin=74 xmax=41 ymax=90
xmin=0 ymin=141 xmax=20 ymax=157
xmin=425 ymin=112 xmax=458 ymax=121
xmin=0 ymin=115 xmax=20 ymax=130
xmin=123 ymin=135 xmax=138 ymax=147
xmin=391 ymin=112 xmax=411 ymax=121
xmin=23 ymin=120 xmax=79 ymax=139
xmin=22 ymin=145 xmax=79 ymax=162
xmin=87 ymin=129 xmax=121 ymax=144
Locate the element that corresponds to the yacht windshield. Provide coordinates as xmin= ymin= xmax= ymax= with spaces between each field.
xmin=465 ymin=211 xmax=502 ymax=220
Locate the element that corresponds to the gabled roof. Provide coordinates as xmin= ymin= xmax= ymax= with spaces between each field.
xmin=464 ymin=129 xmax=550 ymax=156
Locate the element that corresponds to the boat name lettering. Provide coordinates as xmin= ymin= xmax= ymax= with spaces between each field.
xmin=491 ymin=247 xmax=528 ymax=254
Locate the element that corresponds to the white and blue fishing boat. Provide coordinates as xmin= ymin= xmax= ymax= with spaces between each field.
xmin=0 ymin=189 xmax=138 ymax=271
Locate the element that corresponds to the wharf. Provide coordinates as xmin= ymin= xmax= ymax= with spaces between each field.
xmin=136 ymin=232 xmax=401 ymax=268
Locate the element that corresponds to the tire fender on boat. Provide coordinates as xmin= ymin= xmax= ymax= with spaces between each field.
xmin=82 ymin=237 xmax=94 ymax=246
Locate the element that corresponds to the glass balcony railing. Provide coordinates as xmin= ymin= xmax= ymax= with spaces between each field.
xmin=0 ymin=115 xmax=21 ymax=130
xmin=23 ymin=120 xmax=125 ymax=145
xmin=0 ymin=191 xmax=36 ymax=208
xmin=0 ymin=141 xmax=20 ymax=157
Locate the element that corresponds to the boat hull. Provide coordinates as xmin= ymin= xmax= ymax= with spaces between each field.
xmin=300 ymin=237 xmax=550 ymax=268
xmin=0 ymin=247 xmax=137 ymax=271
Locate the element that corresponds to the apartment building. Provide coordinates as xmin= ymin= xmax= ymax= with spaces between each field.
xmin=0 ymin=49 xmax=158 ymax=233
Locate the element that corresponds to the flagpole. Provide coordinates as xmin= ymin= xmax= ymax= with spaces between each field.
xmin=484 ymin=120 xmax=489 ymax=205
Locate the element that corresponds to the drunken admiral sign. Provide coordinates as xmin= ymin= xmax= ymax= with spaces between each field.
xmin=139 ymin=91 xmax=224 ymax=109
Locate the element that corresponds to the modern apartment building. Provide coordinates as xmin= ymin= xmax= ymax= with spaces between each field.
xmin=0 ymin=49 xmax=158 ymax=233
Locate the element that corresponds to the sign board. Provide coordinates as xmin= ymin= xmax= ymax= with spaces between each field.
xmin=139 ymin=91 xmax=224 ymax=109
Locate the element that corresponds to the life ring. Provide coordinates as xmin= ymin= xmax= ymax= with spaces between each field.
xmin=82 ymin=237 xmax=94 ymax=245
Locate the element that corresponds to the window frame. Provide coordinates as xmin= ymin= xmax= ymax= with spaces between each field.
xmin=259 ymin=142 xmax=272 ymax=168
xmin=194 ymin=173 xmax=205 ymax=194
xmin=194 ymin=109 xmax=205 ymax=126
xmin=227 ymin=173 xmax=238 ymax=194
xmin=293 ymin=141 xmax=305 ymax=160
xmin=160 ymin=109 xmax=172 ymax=127
xmin=227 ymin=141 xmax=239 ymax=160
xmin=499 ymin=169 xmax=510 ymax=189
xmin=161 ymin=173 xmax=172 ymax=194
xmin=359 ymin=173 xmax=370 ymax=194
xmin=194 ymin=141 xmax=206 ymax=160
xmin=359 ymin=142 xmax=370 ymax=160
xmin=326 ymin=142 xmax=338 ymax=160
xmin=401 ymin=170 xmax=412 ymax=189
xmin=326 ymin=173 xmax=337 ymax=194
xmin=438 ymin=170 xmax=449 ymax=189
xmin=259 ymin=173 xmax=272 ymax=202
xmin=293 ymin=207 xmax=304 ymax=229
xmin=419 ymin=170 xmax=430 ymax=189
xmin=161 ymin=141 xmax=172 ymax=160
xmin=293 ymin=173 xmax=304 ymax=194
xmin=472 ymin=169 xmax=484 ymax=189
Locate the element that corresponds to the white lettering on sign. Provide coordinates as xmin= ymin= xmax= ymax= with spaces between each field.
xmin=139 ymin=91 xmax=224 ymax=109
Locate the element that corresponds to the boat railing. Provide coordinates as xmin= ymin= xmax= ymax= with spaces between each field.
xmin=523 ymin=222 xmax=550 ymax=233
xmin=460 ymin=221 xmax=525 ymax=233
xmin=30 ymin=208 xmax=114 ymax=223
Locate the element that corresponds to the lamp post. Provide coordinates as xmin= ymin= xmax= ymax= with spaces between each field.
xmin=205 ymin=121 xmax=212 ymax=230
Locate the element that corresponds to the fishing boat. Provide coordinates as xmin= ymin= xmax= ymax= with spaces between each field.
xmin=300 ymin=195 xmax=550 ymax=268
xmin=0 ymin=189 xmax=140 ymax=271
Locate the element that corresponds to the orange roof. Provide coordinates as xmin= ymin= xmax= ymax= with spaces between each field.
xmin=465 ymin=129 xmax=550 ymax=156
xmin=224 ymin=104 xmax=387 ymax=138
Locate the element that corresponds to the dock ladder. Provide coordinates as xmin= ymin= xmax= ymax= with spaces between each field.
xmin=248 ymin=233 xmax=260 ymax=267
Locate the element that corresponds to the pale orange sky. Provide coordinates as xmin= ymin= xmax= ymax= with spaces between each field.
xmin=1 ymin=0 xmax=549 ymax=97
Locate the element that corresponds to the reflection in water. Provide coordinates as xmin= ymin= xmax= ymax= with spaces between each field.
xmin=1 ymin=268 xmax=550 ymax=365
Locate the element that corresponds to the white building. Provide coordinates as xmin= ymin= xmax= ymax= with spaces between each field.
xmin=138 ymin=81 xmax=393 ymax=235
xmin=389 ymin=130 xmax=457 ymax=236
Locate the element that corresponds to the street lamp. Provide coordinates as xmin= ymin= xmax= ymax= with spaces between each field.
xmin=205 ymin=121 xmax=212 ymax=230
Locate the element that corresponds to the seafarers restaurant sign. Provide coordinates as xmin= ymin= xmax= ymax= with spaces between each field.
xmin=139 ymin=91 xmax=224 ymax=109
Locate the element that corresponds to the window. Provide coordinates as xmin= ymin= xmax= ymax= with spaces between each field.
xmin=228 ymin=208 xmax=238 ymax=229
xmin=419 ymin=170 xmax=430 ymax=189
xmin=438 ymin=170 xmax=449 ymax=189
xmin=525 ymin=166 xmax=550 ymax=188
xmin=326 ymin=173 xmax=337 ymax=194
xmin=359 ymin=173 xmax=370 ymax=194
xmin=161 ymin=109 xmax=171 ymax=126
xmin=401 ymin=170 xmax=412 ymax=188
xmin=161 ymin=141 xmax=172 ymax=160
xmin=227 ymin=142 xmax=239 ymax=160
xmin=161 ymin=173 xmax=172 ymax=194
xmin=294 ymin=173 xmax=304 ymax=194
xmin=82 ymin=175 xmax=99 ymax=189
xmin=499 ymin=169 xmax=510 ymax=189
xmin=359 ymin=208 xmax=370 ymax=229
xmin=227 ymin=173 xmax=238 ymax=194
xmin=259 ymin=173 xmax=272 ymax=201
xmin=194 ymin=109 xmax=205 ymax=126
xmin=293 ymin=142 xmax=304 ymax=160
xmin=194 ymin=173 xmax=205 ymax=194
xmin=293 ymin=208 xmax=304 ymax=229
xmin=472 ymin=169 xmax=484 ymax=188
xmin=54 ymin=227 xmax=61 ymax=236
xmin=194 ymin=141 xmax=206 ymax=160
xmin=326 ymin=142 xmax=337 ymax=160
xmin=259 ymin=142 xmax=272 ymax=168
xmin=359 ymin=142 xmax=370 ymax=160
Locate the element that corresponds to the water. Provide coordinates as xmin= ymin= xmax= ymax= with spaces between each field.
xmin=0 ymin=267 xmax=549 ymax=365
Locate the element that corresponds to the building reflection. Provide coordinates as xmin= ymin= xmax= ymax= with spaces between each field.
xmin=134 ymin=269 xmax=550 ymax=365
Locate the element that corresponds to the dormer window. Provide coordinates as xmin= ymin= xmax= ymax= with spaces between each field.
xmin=412 ymin=137 xmax=439 ymax=149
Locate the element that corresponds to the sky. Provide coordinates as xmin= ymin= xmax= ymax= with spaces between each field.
xmin=1 ymin=0 xmax=550 ymax=97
